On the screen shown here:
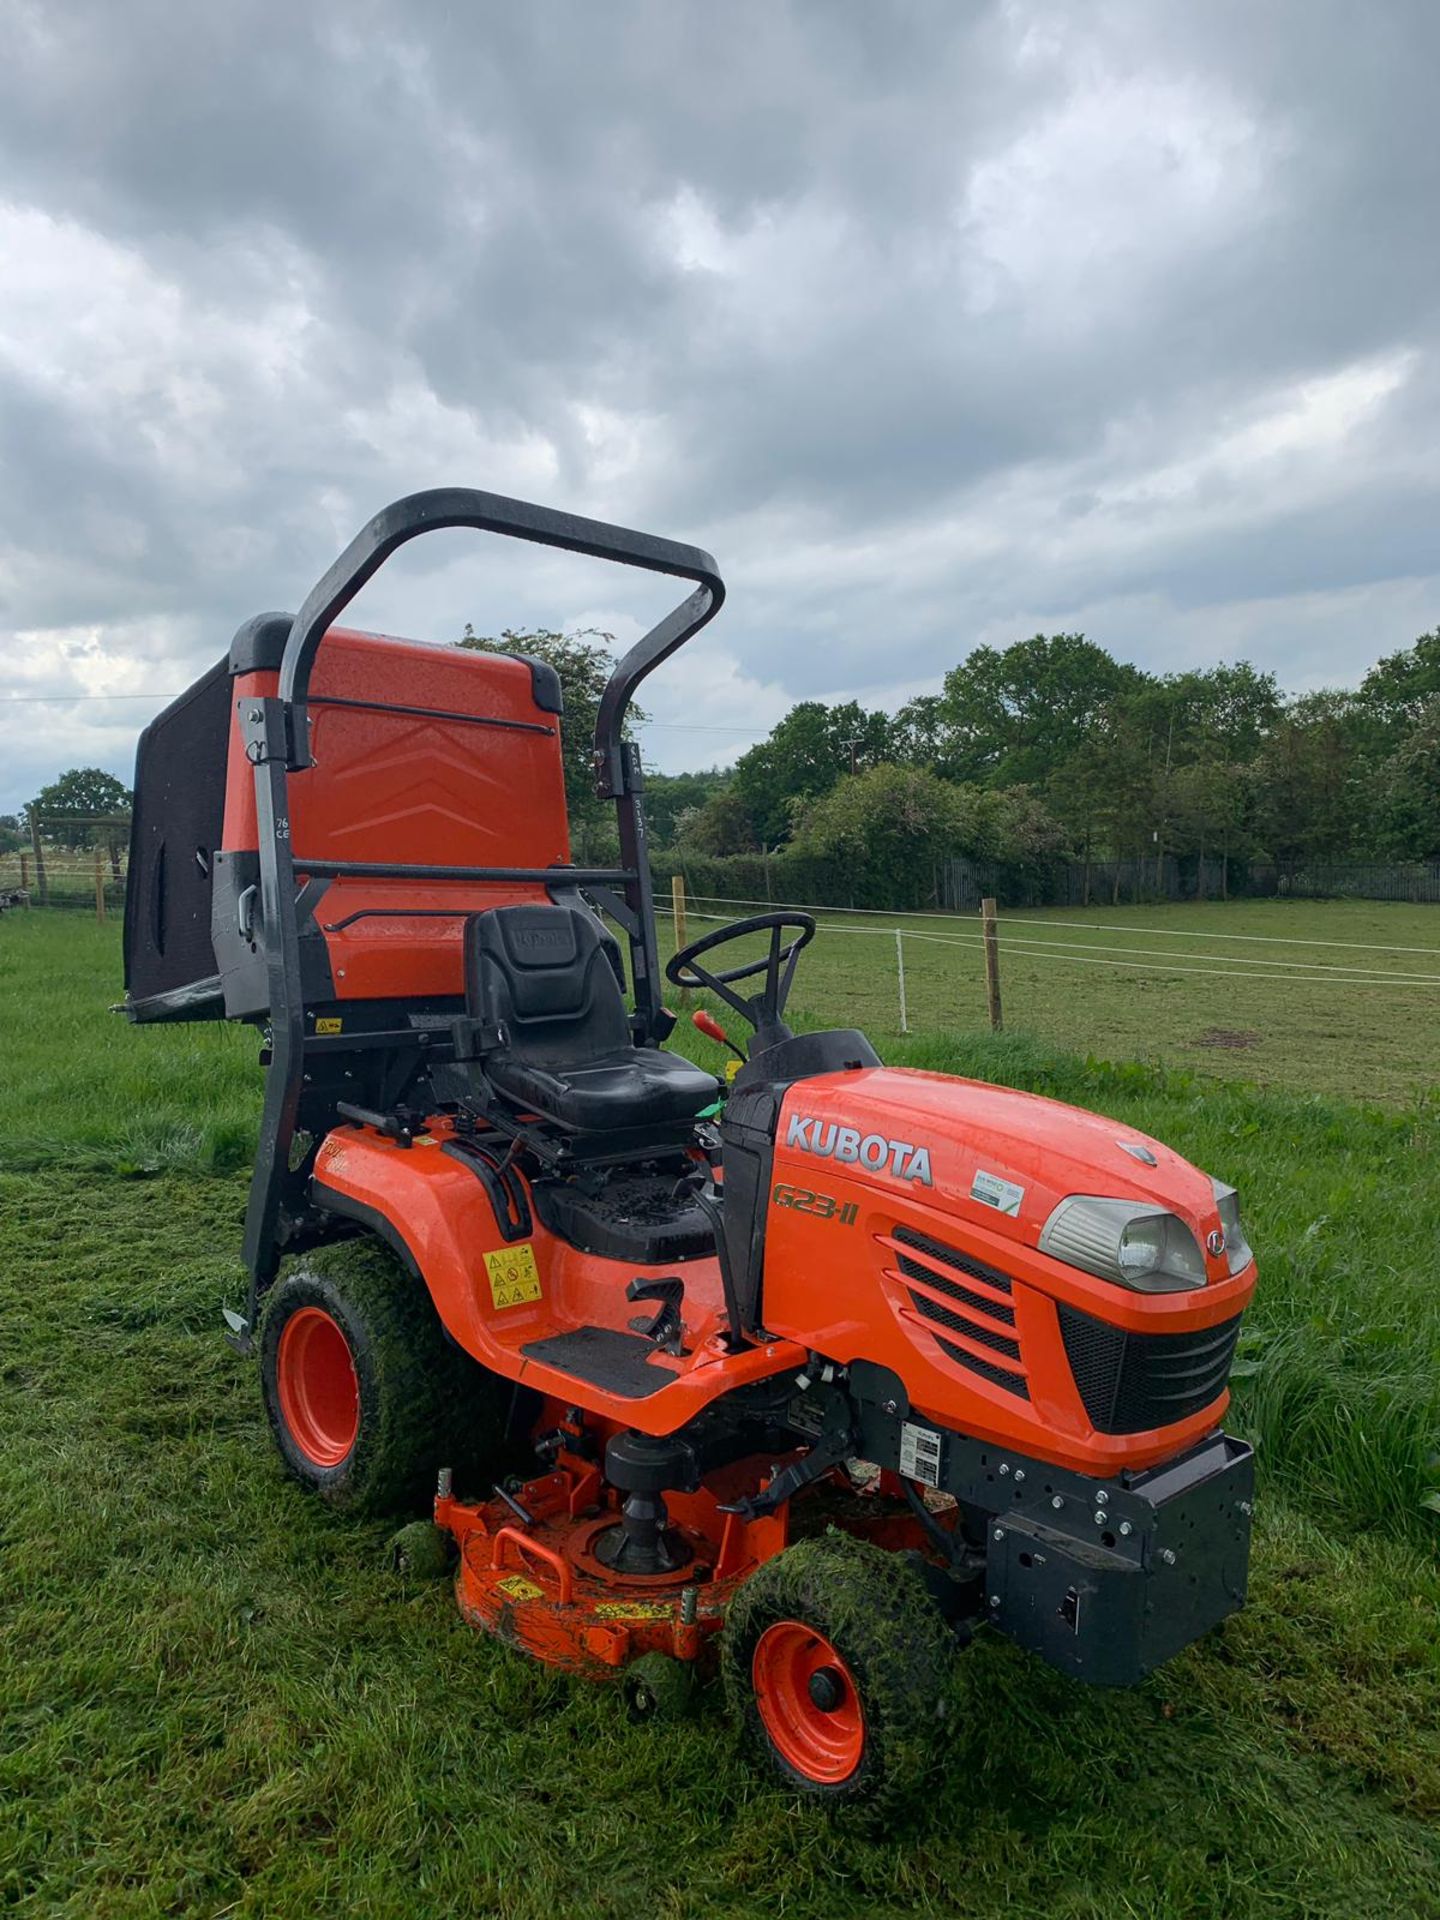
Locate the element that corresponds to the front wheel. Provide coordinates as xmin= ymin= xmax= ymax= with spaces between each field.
xmin=259 ymin=1236 xmax=503 ymax=1516
xmin=721 ymin=1533 xmax=957 ymax=1813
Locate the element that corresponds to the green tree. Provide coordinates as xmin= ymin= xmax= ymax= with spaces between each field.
xmin=0 ymin=813 xmax=21 ymax=855
xmin=1252 ymin=692 xmax=1363 ymax=869
xmin=30 ymin=769 xmax=132 ymax=875
xmin=1357 ymin=628 xmax=1440 ymax=739
xmin=1374 ymin=699 xmax=1440 ymax=860
xmin=791 ymin=763 xmax=982 ymax=906
xmin=938 ymin=634 xmax=1144 ymax=787
xmin=732 ymin=700 xmax=893 ymax=847
xmin=457 ymin=625 xmax=643 ymax=860
xmin=676 ymin=787 xmax=757 ymax=856
xmin=643 ymin=769 xmax=731 ymax=847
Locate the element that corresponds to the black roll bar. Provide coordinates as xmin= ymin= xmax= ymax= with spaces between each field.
xmin=237 ymin=488 xmax=725 ymax=1308
xmin=276 ymin=487 xmax=724 ymax=771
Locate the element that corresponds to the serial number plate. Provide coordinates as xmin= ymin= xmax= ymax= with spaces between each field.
xmin=899 ymin=1420 xmax=943 ymax=1488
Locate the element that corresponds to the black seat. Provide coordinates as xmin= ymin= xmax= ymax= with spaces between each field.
xmin=464 ymin=905 xmax=720 ymax=1134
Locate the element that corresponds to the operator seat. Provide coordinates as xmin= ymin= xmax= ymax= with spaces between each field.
xmin=463 ymin=904 xmax=720 ymax=1133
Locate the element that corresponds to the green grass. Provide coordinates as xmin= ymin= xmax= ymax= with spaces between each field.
xmin=3 ymin=912 xmax=1440 ymax=1915
xmin=669 ymin=896 xmax=1440 ymax=1106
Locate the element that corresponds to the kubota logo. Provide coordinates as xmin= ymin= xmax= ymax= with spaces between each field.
xmin=786 ymin=1114 xmax=933 ymax=1186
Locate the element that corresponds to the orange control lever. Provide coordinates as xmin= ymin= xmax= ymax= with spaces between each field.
xmin=692 ymin=1008 xmax=746 ymax=1062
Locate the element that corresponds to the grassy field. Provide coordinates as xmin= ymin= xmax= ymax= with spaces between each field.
xmin=667 ymin=896 xmax=1440 ymax=1107
xmin=3 ymin=911 xmax=1440 ymax=1917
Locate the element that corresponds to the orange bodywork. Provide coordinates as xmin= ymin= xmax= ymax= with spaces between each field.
xmin=312 ymin=1119 xmax=807 ymax=1433
xmin=314 ymin=1056 xmax=1255 ymax=1478
xmin=225 ymin=627 xmax=571 ymax=1002
xmin=761 ymin=1068 xmax=1256 ymax=1474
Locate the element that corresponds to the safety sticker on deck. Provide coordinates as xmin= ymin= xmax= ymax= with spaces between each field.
xmin=593 ymin=1602 xmax=673 ymax=1621
xmin=495 ymin=1574 xmax=543 ymax=1601
xmin=483 ymin=1243 xmax=543 ymax=1309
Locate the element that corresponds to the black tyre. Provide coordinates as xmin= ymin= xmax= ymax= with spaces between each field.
xmin=259 ymin=1235 xmax=504 ymax=1517
xmin=721 ymin=1532 xmax=956 ymax=1813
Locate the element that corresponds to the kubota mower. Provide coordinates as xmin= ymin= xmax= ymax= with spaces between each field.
xmin=124 ymin=489 xmax=1256 ymax=1807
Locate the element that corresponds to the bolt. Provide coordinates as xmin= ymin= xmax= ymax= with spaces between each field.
xmin=882 ymin=1399 xmax=898 ymax=1415
xmin=1013 ymin=1469 xmax=1026 ymax=1483
xmin=998 ymin=1463 xmax=1010 ymax=1476
xmin=1093 ymin=1511 xmax=1106 ymax=1526
xmin=1095 ymin=1489 xmax=1109 ymax=1506
xmin=993 ymin=1527 xmax=1005 ymax=1542
xmin=989 ymin=1594 xmax=1001 ymax=1608
xmin=679 ymin=1586 xmax=698 ymax=1626
xmin=1160 ymin=1548 xmax=1177 ymax=1566
xmin=1051 ymin=1495 xmax=1064 ymax=1510
xmin=1119 ymin=1521 xmax=1133 ymax=1537
xmin=1239 ymin=1500 xmax=1253 ymax=1517
xmin=247 ymin=707 xmax=262 ymax=723
xmin=436 ymin=1467 xmax=452 ymax=1499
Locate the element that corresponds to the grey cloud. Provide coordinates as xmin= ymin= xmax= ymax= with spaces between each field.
xmin=1 ymin=0 xmax=1438 ymax=811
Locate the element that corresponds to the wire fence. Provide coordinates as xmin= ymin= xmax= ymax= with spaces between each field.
xmin=7 ymin=841 xmax=1439 ymax=1097
xmin=656 ymin=889 xmax=1440 ymax=1102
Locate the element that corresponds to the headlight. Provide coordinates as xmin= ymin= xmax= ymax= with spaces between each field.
xmin=1210 ymin=1179 xmax=1253 ymax=1275
xmin=1039 ymin=1196 xmax=1208 ymax=1293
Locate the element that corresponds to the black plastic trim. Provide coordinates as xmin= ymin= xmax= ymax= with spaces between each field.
xmin=228 ymin=612 xmax=294 ymax=675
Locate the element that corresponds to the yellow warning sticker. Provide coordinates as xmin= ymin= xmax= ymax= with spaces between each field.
xmin=593 ymin=1601 xmax=673 ymax=1621
xmin=495 ymin=1574 xmax=543 ymax=1601
xmin=483 ymin=1243 xmax=543 ymax=1310
xmin=315 ymin=1016 xmax=343 ymax=1035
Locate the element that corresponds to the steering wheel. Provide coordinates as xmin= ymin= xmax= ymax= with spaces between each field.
xmin=665 ymin=912 xmax=817 ymax=1038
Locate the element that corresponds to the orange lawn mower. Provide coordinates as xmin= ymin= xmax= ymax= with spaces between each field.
xmin=123 ymin=489 xmax=1256 ymax=1809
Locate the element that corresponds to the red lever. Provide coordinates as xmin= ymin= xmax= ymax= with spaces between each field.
xmin=692 ymin=1009 xmax=730 ymax=1047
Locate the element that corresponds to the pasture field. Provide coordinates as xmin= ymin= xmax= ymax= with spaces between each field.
xmin=666 ymin=895 xmax=1440 ymax=1107
xmin=3 ymin=911 xmax=1440 ymax=1918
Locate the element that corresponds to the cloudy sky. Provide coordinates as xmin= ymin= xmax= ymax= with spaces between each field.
xmin=2 ymin=0 xmax=1438 ymax=814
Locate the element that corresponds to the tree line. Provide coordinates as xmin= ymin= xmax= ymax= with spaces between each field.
xmin=11 ymin=623 xmax=1438 ymax=910
xmin=643 ymin=627 xmax=1440 ymax=904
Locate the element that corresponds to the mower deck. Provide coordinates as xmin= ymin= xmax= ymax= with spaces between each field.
xmin=437 ymin=1452 xmax=948 ymax=1678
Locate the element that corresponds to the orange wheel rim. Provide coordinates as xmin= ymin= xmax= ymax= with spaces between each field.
xmin=752 ymin=1620 xmax=865 ymax=1783
xmin=276 ymin=1307 xmax=359 ymax=1467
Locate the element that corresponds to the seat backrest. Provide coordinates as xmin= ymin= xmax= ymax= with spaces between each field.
xmin=465 ymin=905 xmax=630 ymax=1066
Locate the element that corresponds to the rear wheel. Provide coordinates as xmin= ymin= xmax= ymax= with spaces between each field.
xmin=259 ymin=1236 xmax=503 ymax=1516
xmin=721 ymin=1533 xmax=956 ymax=1813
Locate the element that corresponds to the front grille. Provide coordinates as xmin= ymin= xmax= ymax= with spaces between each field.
xmin=935 ymin=1336 xmax=1030 ymax=1398
xmin=1057 ymin=1305 xmax=1242 ymax=1434
xmin=893 ymin=1223 xmax=1013 ymax=1294
xmin=893 ymin=1223 xmax=1028 ymax=1397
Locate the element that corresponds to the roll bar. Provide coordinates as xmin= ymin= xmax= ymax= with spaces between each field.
xmin=236 ymin=488 xmax=725 ymax=1303
xmin=277 ymin=487 xmax=725 ymax=775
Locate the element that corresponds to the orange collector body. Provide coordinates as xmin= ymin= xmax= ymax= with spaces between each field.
xmin=123 ymin=488 xmax=1258 ymax=1811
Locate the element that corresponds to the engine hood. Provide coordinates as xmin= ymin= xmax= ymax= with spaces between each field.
xmin=775 ymin=1066 xmax=1230 ymax=1276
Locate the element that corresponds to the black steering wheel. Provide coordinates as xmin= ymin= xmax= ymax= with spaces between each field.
xmin=665 ymin=912 xmax=817 ymax=1038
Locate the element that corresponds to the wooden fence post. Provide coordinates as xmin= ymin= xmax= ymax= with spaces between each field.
xmin=19 ymin=852 xmax=29 ymax=898
xmin=94 ymin=845 xmax=106 ymax=922
xmin=981 ymin=896 xmax=1002 ymax=1032
xmin=29 ymin=810 xmax=47 ymax=907
xmin=671 ymin=873 xmax=690 ymax=1006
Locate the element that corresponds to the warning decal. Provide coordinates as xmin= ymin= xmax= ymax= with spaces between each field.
xmin=494 ymin=1574 xmax=543 ymax=1601
xmin=483 ymin=1243 xmax=543 ymax=1310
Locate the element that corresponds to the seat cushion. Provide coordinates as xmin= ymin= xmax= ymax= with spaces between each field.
xmin=487 ymin=1045 xmax=720 ymax=1133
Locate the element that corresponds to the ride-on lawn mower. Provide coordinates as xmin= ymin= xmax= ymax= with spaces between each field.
xmin=123 ymin=489 xmax=1256 ymax=1808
